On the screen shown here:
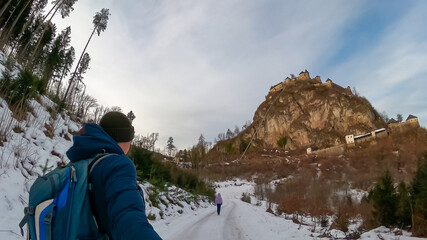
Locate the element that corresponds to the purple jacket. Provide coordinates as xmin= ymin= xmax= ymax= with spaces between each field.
xmin=215 ymin=193 xmax=222 ymax=204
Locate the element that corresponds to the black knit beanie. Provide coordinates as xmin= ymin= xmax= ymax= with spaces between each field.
xmin=99 ymin=111 xmax=135 ymax=142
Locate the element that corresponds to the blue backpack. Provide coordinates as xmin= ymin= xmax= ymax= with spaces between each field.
xmin=19 ymin=153 xmax=115 ymax=240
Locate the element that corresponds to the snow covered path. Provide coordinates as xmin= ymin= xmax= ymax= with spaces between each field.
xmin=168 ymin=200 xmax=245 ymax=240
xmin=153 ymin=180 xmax=314 ymax=240
xmin=151 ymin=180 xmax=425 ymax=240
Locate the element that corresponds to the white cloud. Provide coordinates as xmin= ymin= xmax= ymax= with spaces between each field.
xmin=51 ymin=0 xmax=427 ymax=150
xmin=330 ymin=1 xmax=427 ymax=125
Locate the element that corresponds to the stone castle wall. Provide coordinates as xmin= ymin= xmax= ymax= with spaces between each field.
xmin=308 ymin=144 xmax=346 ymax=155
xmin=269 ymin=71 xmax=350 ymax=95
xmin=388 ymin=118 xmax=420 ymax=134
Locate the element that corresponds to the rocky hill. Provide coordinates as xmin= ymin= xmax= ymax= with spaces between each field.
xmin=217 ymin=71 xmax=385 ymax=152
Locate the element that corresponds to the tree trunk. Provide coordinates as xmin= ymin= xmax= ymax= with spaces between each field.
xmin=16 ymin=0 xmax=60 ymax=62
xmin=70 ymin=84 xmax=77 ymax=110
xmin=56 ymin=66 xmax=68 ymax=98
xmin=0 ymin=0 xmax=21 ymax=35
xmin=78 ymin=81 xmax=86 ymax=113
xmin=42 ymin=0 xmax=62 ymax=22
xmin=13 ymin=12 xmax=34 ymax=52
xmin=0 ymin=0 xmax=14 ymax=21
xmin=62 ymin=28 xmax=96 ymax=102
xmin=0 ymin=0 xmax=30 ymax=51
xmin=28 ymin=5 xmax=60 ymax=67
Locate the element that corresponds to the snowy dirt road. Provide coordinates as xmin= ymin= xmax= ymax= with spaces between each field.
xmin=152 ymin=181 xmax=314 ymax=240
xmin=172 ymin=200 xmax=246 ymax=240
xmin=151 ymin=180 xmax=425 ymax=240
xmin=156 ymin=199 xmax=261 ymax=240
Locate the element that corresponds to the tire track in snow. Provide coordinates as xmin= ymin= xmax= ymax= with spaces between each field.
xmin=171 ymin=201 xmax=244 ymax=240
xmin=223 ymin=200 xmax=245 ymax=240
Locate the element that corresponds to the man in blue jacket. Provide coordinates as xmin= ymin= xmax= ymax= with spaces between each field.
xmin=66 ymin=111 xmax=162 ymax=240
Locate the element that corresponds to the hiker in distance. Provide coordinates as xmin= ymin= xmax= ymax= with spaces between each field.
xmin=68 ymin=111 xmax=162 ymax=240
xmin=215 ymin=193 xmax=223 ymax=215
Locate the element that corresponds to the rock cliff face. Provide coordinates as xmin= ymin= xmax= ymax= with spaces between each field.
xmin=238 ymin=72 xmax=385 ymax=151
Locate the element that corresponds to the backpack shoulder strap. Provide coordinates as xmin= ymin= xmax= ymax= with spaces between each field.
xmin=88 ymin=153 xmax=118 ymax=175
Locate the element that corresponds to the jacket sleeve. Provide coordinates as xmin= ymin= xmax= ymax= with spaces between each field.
xmin=103 ymin=156 xmax=162 ymax=240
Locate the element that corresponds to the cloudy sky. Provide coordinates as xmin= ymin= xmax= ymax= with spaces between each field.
xmin=52 ymin=0 xmax=427 ymax=150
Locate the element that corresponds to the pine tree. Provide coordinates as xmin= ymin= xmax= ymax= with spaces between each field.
xmin=56 ymin=46 xmax=74 ymax=97
xmin=397 ymin=114 xmax=403 ymax=123
xmin=233 ymin=125 xmax=240 ymax=136
xmin=0 ymin=0 xmax=33 ymax=51
xmin=226 ymin=129 xmax=234 ymax=139
xmin=15 ymin=0 xmax=49 ymax=63
xmin=166 ymin=137 xmax=175 ymax=157
xmin=369 ymin=170 xmax=398 ymax=227
xmin=127 ymin=111 xmax=136 ymax=123
xmin=63 ymin=8 xmax=110 ymax=103
xmin=43 ymin=26 xmax=72 ymax=87
xmin=396 ymin=182 xmax=412 ymax=228
xmin=411 ymin=154 xmax=427 ymax=236
xmin=277 ymin=137 xmax=287 ymax=150
xmin=0 ymin=1 xmax=14 ymax=21
xmin=29 ymin=0 xmax=78 ymax=65
xmin=67 ymin=53 xmax=89 ymax=109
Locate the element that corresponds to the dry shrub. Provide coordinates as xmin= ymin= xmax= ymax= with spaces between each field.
xmin=277 ymin=177 xmax=309 ymax=216
xmin=332 ymin=209 xmax=349 ymax=232
xmin=346 ymin=128 xmax=427 ymax=188
xmin=318 ymin=156 xmax=347 ymax=181
xmin=63 ymin=133 xmax=71 ymax=141
xmin=330 ymin=194 xmax=359 ymax=233
xmin=276 ymin=174 xmax=335 ymax=218
xmin=241 ymin=192 xmax=251 ymax=203
xmin=413 ymin=213 xmax=427 ymax=237
xmin=13 ymin=125 xmax=23 ymax=133
xmin=357 ymin=196 xmax=378 ymax=231
xmin=8 ymin=103 xmax=28 ymax=122
xmin=305 ymin=178 xmax=333 ymax=218
xmin=44 ymin=123 xmax=54 ymax=139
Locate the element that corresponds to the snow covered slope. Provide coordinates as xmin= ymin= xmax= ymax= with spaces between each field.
xmin=0 ymin=96 xmax=210 ymax=239
xmin=0 ymin=96 xmax=79 ymax=239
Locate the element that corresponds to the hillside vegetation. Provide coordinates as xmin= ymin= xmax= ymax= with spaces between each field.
xmin=202 ymin=72 xmax=427 ymax=237
xmin=130 ymin=146 xmax=215 ymax=201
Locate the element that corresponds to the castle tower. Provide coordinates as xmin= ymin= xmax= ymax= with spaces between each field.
xmin=406 ymin=115 xmax=420 ymax=127
xmin=297 ymin=70 xmax=310 ymax=81
xmin=387 ymin=118 xmax=400 ymax=133
xmin=313 ymin=76 xmax=321 ymax=84
xmin=269 ymin=82 xmax=284 ymax=92
xmin=325 ymin=79 xmax=333 ymax=88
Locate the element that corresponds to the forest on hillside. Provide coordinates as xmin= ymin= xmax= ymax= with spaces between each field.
xmin=202 ymin=126 xmax=427 ymax=237
xmin=0 ymin=0 xmax=112 ymax=123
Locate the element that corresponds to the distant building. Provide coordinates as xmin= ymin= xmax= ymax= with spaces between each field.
xmin=269 ymin=82 xmax=285 ymax=92
xmin=388 ymin=118 xmax=399 ymax=124
xmin=387 ymin=118 xmax=400 ymax=133
xmin=345 ymin=134 xmax=354 ymax=144
xmin=406 ymin=115 xmax=420 ymax=127
xmin=387 ymin=114 xmax=420 ymax=134
xmin=296 ymin=70 xmax=310 ymax=81
xmin=345 ymin=128 xmax=386 ymax=145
